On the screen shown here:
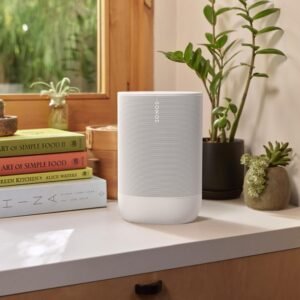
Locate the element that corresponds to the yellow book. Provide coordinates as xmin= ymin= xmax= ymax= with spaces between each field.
xmin=0 ymin=167 xmax=93 ymax=187
xmin=0 ymin=128 xmax=85 ymax=158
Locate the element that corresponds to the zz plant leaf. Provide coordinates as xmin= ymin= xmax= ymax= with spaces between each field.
xmin=184 ymin=43 xmax=193 ymax=62
xmin=160 ymin=51 xmax=185 ymax=63
xmin=204 ymin=5 xmax=216 ymax=25
xmin=252 ymin=8 xmax=279 ymax=20
xmin=216 ymin=7 xmax=233 ymax=16
xmin=215 ymin=35 xmax=228 ymax=48
xmin=252 ymin=72 xmax=269 ymax=78
xmin=256 ymin=48 xmax=286 ymax=56
xmin=205 ymin=33 xmax=214 ymax=44
xmin=257 ymin=26 xmax=282 ymax=35
xmin=248 ymin=0 xmax=270 ymax=10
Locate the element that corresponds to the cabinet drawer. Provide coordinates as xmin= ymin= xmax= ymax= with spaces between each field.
xmin=3 ymin=248 xmax=300 ymax=300
xmin=1 ymin=272 xmax=166 ymax=300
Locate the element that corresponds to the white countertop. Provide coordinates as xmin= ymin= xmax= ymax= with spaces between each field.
xmin=1 ymin=200 xmax=300 ymax=296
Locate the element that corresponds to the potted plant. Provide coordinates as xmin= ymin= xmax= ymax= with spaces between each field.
xmin=241 ymin=142 xmax=292 ymax=210
xmin=0 ymin=99 xmax=18 ymax=137
xmin=161 ymin=0 xmax=285 ymax=199
xmin=31 ymin=77 xmax=79 ymax=130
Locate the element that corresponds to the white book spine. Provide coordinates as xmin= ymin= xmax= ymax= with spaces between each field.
xmin=0 ymin=177 xmax=107 ymax=218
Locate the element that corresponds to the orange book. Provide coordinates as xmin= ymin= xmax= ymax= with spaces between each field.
xmin=0 ymin=151 xmax=87 ymax=176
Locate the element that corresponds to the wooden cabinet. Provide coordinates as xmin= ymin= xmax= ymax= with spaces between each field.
xmin=3 ymin=247 xmax=300 ymax=300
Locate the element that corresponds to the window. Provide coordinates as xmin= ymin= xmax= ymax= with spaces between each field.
xmin=0 ymin=0 xmax=153 ymax=131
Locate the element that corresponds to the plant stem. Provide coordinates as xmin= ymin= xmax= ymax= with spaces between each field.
xmin=202 ymin=78 xmax=216 ymax=140
xmin=229 ymin=16 xmax=256 ymax=142
xmin=210 ymin=0 xmax=218 ymax=142
xmin=221 ymin=128 xmax=227 ymax=143
xmin=217 ymin=56 xmax=224 ymax=108
xmin=212 ymin=1 xmax=216 ymax=76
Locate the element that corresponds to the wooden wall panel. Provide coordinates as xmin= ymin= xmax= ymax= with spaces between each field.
xmin=130 ymin=0 xmax=154 ymax=91
xmin=2 ymin=0 xmax=154 ymax=131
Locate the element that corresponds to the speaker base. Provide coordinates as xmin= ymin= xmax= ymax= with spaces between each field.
xmin=118 ymin=194 xmax=202 ymax=225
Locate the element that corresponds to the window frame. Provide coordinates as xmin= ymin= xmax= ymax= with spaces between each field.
xmin=1 ymin=0 xmax=153 ymax=131
xmin=0 ymin=0 xmax=110 ymax=102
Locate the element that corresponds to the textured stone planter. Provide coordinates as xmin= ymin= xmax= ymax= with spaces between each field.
xmin=244 ymin=166 xmax=291 ymax=210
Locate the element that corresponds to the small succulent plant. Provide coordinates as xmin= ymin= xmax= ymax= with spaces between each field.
xmin=31 ymin=77 xmax=80 ymax=107
xmin=241 ymin=142 xmax=292 ymax=198
xmin=263 ymin=141 xmax=292 ymax=167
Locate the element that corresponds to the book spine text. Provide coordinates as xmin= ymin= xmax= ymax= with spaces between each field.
xmin=0 ymin=135 xmax=85 ymax=157
xmin=0 ymin=177 xmax=107 ymax=218
xmin=0 ymin=151 xmax=87 ymax=175
xmin=0 ymin=167 xmax=93 ymax=187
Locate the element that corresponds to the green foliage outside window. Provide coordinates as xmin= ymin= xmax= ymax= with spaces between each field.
xmin=0 ymin=0 xmax=97 ymax=93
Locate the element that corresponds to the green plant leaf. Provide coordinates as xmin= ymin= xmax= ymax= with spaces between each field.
xmin=202 ymin=43 xmax=222 ymax=56
xmin=270 ymin=150 xmax=281 ymax=163
xmin=200 ymin=43 xmax=220 ymax=54
xmin=240 ymin=62 xmax=254 ymax=68
xmin=159 ymin=51 xmax=185 ymax=62
xmin=242 ymin=25 xmax=258 ymax=34
xmin=229 ymin=103 xmax=238 ymax=113
xmin=256 ymin=48 xmax=286 ymax=56
xmin=212 ymin=106 xmax=226 ymax=116
xmin=275 ymin=141 xmax=280 ymax=151
xmin=210 ymin=72 xmax=222 ymax=96
xmin=30 ymin=81 xmax=52 ymax=89
xmin=263 ymin=145 xmax=272 ymax=158
xmin=184 ymin=43 xmax=193 ymax=63
xmin=204 ymin=5 xmax=216 ymax=25
xmin=281 ymin=142 xmax=289 ymax=151
xmin=253 ymin=72 xmax=269 ymax=78
xmin=197 ymin=58 xmax=211 ymax=80
xmin=216 ymin=7 xmax=233 ymax=16
xmin=205 ymin=46 xmax=222 ymax=69
xmin=216 ymin=30 xmax=235 ymax=39
xmin=189 ymin=48 xmax=202 ymax=69
xmin=252 ymin=8 xmax=279 ymax=20
xmin=268 ymin=142 xmax=274 ymax=150
xmin=215 ymin=117 xmax=228 ymax=128
xmin=216 ymin=35 xmax=228 ymax=48
xmin=276 ymin=159 xmax=290 ymax=166
xmin=242 ymin=43 xmax=260 ymax=51
xmin=213 ymin=119 xmax=220 ymax=128
xmin=232 ymin=6 xmax=247 ymax=12
xmin=249 ymin=1 xmax=269 ymax=10
xmin=223 ymin=40 xmax=237 ymax=57
xmin=257 ymin=26 xmax=282 ymax=35
xmin=239 ymin=0 xmax=247 ymax=7
xmin=203 ymin=59 xmax=212 ymax=79
xmin=205 ymin=33 xmax=214 ymax=44
xmin=237 ymin=13 xmax=253 ymax=22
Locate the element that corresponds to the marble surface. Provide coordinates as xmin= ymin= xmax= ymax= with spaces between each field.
xmin=0 ymin=200 xmax=300 ymax=296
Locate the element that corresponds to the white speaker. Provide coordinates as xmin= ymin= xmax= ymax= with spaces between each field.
xmin=118 ymin=92 xmax=202 ymax=224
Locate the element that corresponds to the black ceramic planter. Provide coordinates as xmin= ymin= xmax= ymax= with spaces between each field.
xmin=203 ymin=139 xmax=244 ymax=200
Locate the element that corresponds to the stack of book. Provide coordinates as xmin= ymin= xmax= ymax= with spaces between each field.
xmin=0 ymin=128 xmax=107 ymax=218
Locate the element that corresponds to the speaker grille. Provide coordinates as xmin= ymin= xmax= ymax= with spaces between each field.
xmin=118 ymin=93 xmax=202 ymax=197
